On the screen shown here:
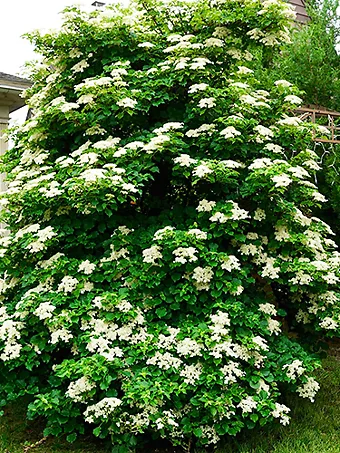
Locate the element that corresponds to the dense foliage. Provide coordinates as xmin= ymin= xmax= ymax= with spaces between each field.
xmin=0 ymin=0 xmax=340 ymax=450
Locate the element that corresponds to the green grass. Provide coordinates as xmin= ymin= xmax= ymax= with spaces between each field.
xmin=1 ymin=355 xmax=340 ymax=453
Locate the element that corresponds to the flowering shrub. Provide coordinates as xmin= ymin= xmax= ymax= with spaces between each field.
xmin=0 ymin=0 xmax=339 ymax=450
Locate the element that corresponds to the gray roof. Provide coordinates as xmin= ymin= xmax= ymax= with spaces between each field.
xmin=0 ymin=72 xmax=31 ymax=85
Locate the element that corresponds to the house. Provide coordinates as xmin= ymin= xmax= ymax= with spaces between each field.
xmin=289 ymin=0 xmax=309 ymax=23
xmin=0 ymin=72 xmax=32 ymax=191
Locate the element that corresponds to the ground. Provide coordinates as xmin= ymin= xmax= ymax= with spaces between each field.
xmin=1 ymin=349 xmax=340 ymax=453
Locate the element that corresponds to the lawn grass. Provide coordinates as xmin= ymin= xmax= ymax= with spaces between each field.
xmin=1 ymin=354 xmax=340 ymax=453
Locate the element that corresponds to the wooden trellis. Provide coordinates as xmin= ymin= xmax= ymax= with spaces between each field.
xmin=295 ymin=106 xmax=340 ymax=144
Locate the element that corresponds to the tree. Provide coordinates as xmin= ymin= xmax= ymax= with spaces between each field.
xmin=261 ymin=0 xmax=340 ymax=110
xmin=0 ymin=0 xmax=339 ymax=449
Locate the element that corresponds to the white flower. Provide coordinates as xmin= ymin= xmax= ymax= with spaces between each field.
xmin=59 ymin=102 xmax=79 ymax=113
xmin=272 ymin=174 xmax=292 ymax=187
xmin=78 ymin=94 xmax=94 ymax=104
xmin=237 ymin=396 xmax=257 ymax=413
xmin=71 ymin=60 xmax=89 ymax=73
xmin=278 ymin=117 xmax=302 ymax=127
xmin=249 ymin=158 xmax=273 ymax=170
xmin=283 ymin=360 xmax=305 ymax=379
xmin=254 ymin=125 xmax=274 ymax=138
xmin=80 ymin=168 xmax=107 ymax=181
xmin=221 ymin=255 xmax=241 ymax=272
xmin=296 ymin=377 xmax=320 ymax=402
xmin=209 ymin=212 xmax=228 ymax=223
xmin=50 ymin=328 xmax=73 ymax=344
xmin=188 ymin=83 xmax=209 ymax=93
xmin=173 ymin=247 xmax=198 ymax=264
xmin=198 ymin=98 xmax=216 ymax=108
xmin=220 ymin=126 xmax=241 ymax=139
xmin=84 ymin=398 xmax=122 ymax=422
xmin=221 ymin=361 xmax=245 ymax=384
xmin=193 ymin=164 xmax=213 ymax=178
xmin=312 ymin=191 xmax=327 ymax=203
xmin=187 ymin=229 xmax=207 ymax=240
xmin=34 ymin=302 xmax=56 ymax=320
xmin=146 ymin=352 xmax=182 ymax=370
xmin=268 ymin=318 xmax=281 ymax=335
xmin=79 ymin=153 xmax=99 ymax=165
xmin=66 ymin=377 xmax=95 ymax=402
xmin=180 ymin=364 xmax=202 ymax=385
xmin=138 ymin=42 xmax=155 ymax=48
xmin=176 ymin=338 xmax=202 ymax=357
xmin=316 ymin=125 xmax=331 ymax=135
xmin=142 ymin=245 xmax=162 ymax=265
xmin=57 ymin=276 xmax=79 ymax=293
xmin=284 ymin=95 xmax=302 ymax=105
xmin=153 ymin=226 xmax=175 ymax=240
xmin=264 ymin=143 xmax=283 ymax=154
xmin=78 ymin=260 xmax=96 ymax=275
xmin=252 ymin=336 xmax=269 ymax=351
xmin=205 ymin=37 xmax=224 ymax=47
xmin=319 ymin=317 xmax=338 ymax=330
xmin=117 ymin=97 xmax=137 ymax=108
xmin=197 ymin=199 xmax=216 ymax=212
xmin=93 ymin=136 xmax=121 ymax=150
xmin=254 ymin=208 xmax=266 ymax=221
xmin=230 ymin=202 xmax=249 ymax=220
xmin=173 ymin=154 xmax=197 ymax=167
xmin=192 ymin=266 xmax=214 ymax=291
xmin=274 ymin=80 xmax=292 ymax=87
xmin=272 ymin=403 xmax=290 ymax=426
xmin=259 ymin=303 xmax=277 ymax=316
xmin=69 ymin=48 xmax=83 ymax=58
xmin=221 ymin=160 xmax=244 ymax=168
xmin=190 ymin=58 xmax=211 ymax=70
xmin=237 ymin=66 xmax=254 ymax=75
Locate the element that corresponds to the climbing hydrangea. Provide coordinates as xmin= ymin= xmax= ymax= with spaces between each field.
xmin=0 ymin=0 xmax=339 ymax=450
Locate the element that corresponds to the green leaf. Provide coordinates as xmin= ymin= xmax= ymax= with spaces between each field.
xmin=66 ymin=433 xmax=77 ymax=443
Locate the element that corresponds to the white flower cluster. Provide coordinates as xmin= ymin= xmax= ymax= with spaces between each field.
xmin=209 ymin=311 xmax=231 ymax=341
xmin=220 ymin=126 xmax=241 ymax=139
xmin=57 ymin=276 xmax=79 ymax=293
xmin=153 ymin=226 xmax=175 ymax=240
xmin=0 ymin=320 xmax=23 ymax=361
xmin=296 ymin=377 xmax=320 ymax=402
xmin=84 ymin=397 xmax=122 ymax=423
xmin=221 ymin=361 xmax=245 ymax=384
xmin=197 ymin=199 xmax=216 ymax=212
xmin=272 ymin=403 xmax=290 ymax=425
xmin=173 ymin=154 xmax=197 ymax=167
xmin=50 ymin=328 xmax=73 ymax=344
xmin=221 ymin=255 xmax=241 ymax=272
xmin=283 ymin=360 xmax=305 ymax=379
xmin=319 ymin=317 xmax=338 ymax=330
xmin=237 ymin=396 xmax=257 ymax=413
xmin=179 ymin=363 xmax=203 ymax=384
xmin=34 ymin=302 xmax=56 ymax=320
xmin=176 ymin=338 xmax=202 ymax=357
xmin=192 ymin=163 xmax=213 ymax=178
xmin=146 ymin=351 xmax=182 ymax=370
xmin=186 ymin=123 xmax=216 ymax=138
xmin=143 ymin=245 xmax=163 ymax=265
xmin=192 ymin=266 xmax=214 ymax=290
xmin=173 ymin=247 xmax=198 ymax=264
xmin=187 ymin=229 xmax=207 ymax=240
xmin=66 ymin=376 xmax=95 ymax=402
xmin=78 ymin=260 xmax=96 ymax=275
